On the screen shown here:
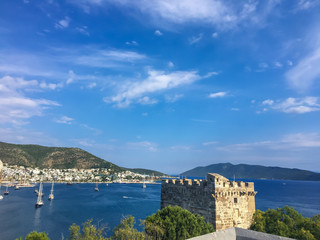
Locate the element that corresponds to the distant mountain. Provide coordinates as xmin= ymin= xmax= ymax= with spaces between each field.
xmin=181 ymin=163 xmax=320 ymax=181
xmin=0 ymin=141 xmax=166 ymax=176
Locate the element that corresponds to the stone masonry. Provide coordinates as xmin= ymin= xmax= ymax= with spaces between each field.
xmin=161 ymin=173 xmax=257 ymax=231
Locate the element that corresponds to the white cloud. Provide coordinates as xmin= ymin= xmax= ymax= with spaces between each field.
xmin=127 ymin=141 xmax=157 ymax=152
xmin=203 ymin=141 xmax=218 ymax=146
xmin=262 ymin=97 xmax=320 ymax=114
xmin=0 ymin=76 xmax=60 ymax=124
xmin=125 ymin=40 xmax=138 ymax=46
xmin=295 ymin=0 xmax=320 ymax=11
xmin=274 ymin=61 xmax=283 ymax=68
xmin=55 ymin=116 xmax=74 ymax=124
xmin=154 ymin=30 xmax=163 ymax=36
xmin=262 ymin=99 xmax=274 ymax=105
xmin=141 ymin=112 xmax=148 ymax=117
xmin=286 ymin=47 xmax=320 ymax=91
xmin=208 ymin=91 xmax=227 ymax=98
xmin=168 ymin=61 xmax=174 ymax=68
xmin=105 ymin=70 xmax=209 ymax=108
xmin=87 ymin=82 xmax=97 ymax=88
xmin=212 ymin=32 xmax=218 ymax=38
xmin=216 ymin=132 xmax=320 ymax=152
xmin=189 ymin=33 xmax=203 ymax=45
xmin=287 ymin=60 xmax=293 ymax=66
xmin=137 ymin=96 xmax=158 ymax=105
xmin=55 ymin=17 xmax=71 ymax=29
xmin=66 ymin=70 xmax=75 ymax=84
xmin=165 ymin=94 xmax=183 ymax=103
xmin=76 ymin=26 xmax=89 ymax=36
xmin=171 ymin=145 xmax=191 ymax=151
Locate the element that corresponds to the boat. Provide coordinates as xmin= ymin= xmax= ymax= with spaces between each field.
xmin=94 ymin=182 xmax=99 ymax=192
xmin=14 ymin=185 xmax=20 ymax=190
xmin=35 ymin=181 xmax=44 ymax=208
xmin=142 ymin=176 xmax=146 ymax=189
xmin=4 ymin=184 xmax=9 ymax=195
xmin=66 ymin=182 xmax=73 ymax=185
xmin=48 ymin=181 xmax=54 ymax=200
xmin=0 ymin=184 xmax=3 ymax=200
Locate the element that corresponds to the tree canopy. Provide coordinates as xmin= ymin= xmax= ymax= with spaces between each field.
xmin=145 ymin=206 xmax=214 ymax=240
xmin=250 ymin=206 xmax=320 ymax=240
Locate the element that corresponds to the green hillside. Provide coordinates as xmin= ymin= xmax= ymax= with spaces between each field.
xmin=0 ymin=141 xmax=166 ymax=176
xmin=181 ymin=163 xmax=320 ymax=181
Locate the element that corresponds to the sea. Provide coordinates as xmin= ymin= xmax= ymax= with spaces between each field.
xmin=0 ymin=179 xmax=319 ymax=240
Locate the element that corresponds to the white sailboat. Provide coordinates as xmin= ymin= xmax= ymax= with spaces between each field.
xmin=142 ymin=175 xmax=146 ymax=189
xmin=48 ymin=181 xmax=54 ymax=200
xmin=0 ymin=183 xmax=3 ymax=200
xmin=35 ymin=181 xmax=44 ymax=208
xmin=94 ymin=182 xmax=99 ymax=191
xmin=4 ymin=184 xmax=9 ymax=195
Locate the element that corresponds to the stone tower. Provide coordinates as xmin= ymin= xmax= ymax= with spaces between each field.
xmin=161 ymin=173 xmax=257 ymax=230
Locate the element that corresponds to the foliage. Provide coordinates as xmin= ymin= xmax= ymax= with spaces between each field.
xmin=145 ymin=206 xmax=214 ymax=240
xmin=68 ymin=219 xmax=108 ymax=240
xmin=250 ymin=206 xmax=320 ymax=240
xmin=20 ymin=231 xmax=50 ymax=240
xmin=110 ymin=215 xmax=145 ymax=240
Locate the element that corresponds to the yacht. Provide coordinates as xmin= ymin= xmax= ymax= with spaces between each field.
xmin=35 ymin=181 xmax=44 ymax=208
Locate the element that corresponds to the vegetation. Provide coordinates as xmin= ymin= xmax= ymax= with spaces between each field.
xmin=17 ymin=231 xmax=50 ymax=240
xmin=181 ymin=162 xmax=320 ymax=181
xmin=0 ymin=141 xmax=166 ymax=176
xmin=250 ymin=206 xmax=320 ymax=240
xmin=145 ymin=206 xmax=214 ymax=240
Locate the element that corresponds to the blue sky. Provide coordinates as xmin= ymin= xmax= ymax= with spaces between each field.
xmin=1 ymin=0 xmax=320 ymax=174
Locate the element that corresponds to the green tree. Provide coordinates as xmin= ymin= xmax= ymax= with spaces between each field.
xmin=250 ymin=206 xmax=319 ymax=240
xmin=111 ymin=215 xmax=145 ymax=240
xmin=145 ymin=206 xmax=214 ymax=240
xmin=24 ymin=231 xmax=50 ymax=240
xmin=68 ymin=219 xmax=108 ymax=240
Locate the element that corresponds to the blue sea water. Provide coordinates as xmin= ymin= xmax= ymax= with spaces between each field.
xmin=0 ymin=180 xmax=319 ymax=240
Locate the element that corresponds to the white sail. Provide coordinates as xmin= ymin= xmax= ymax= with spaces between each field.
xmin=36 ymin=181 xmax=44 ymax=207
xmin=49 ymin=181 xmax=54 ymax=200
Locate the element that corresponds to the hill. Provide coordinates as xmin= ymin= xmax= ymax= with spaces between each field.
xmin=181 ymin=163 xmax=320 ymax=181
xmin=0 ymin=141 xmax=166 ymax=176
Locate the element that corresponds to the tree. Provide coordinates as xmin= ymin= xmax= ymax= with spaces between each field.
xmin=250 ymin=206 xmax=319 ymax=240
xmin=145 ymin=206 xmax=214 ymax=240
xmin=68 ymin=219 xmax=108 ymax=240
xmin=24 ymin=231 xmax=50 ymax=240
xmin=111 ymin=215 xmax=145 ymax=240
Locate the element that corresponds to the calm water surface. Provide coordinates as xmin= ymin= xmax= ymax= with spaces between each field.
xmin=0 ymin=180 xmax=319 ymax=240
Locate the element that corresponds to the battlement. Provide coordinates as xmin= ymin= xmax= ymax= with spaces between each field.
xmin=161 ymin=173 xmax=256 ymax=231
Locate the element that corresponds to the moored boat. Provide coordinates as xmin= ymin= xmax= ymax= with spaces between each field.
xmin=35 ymin=181 xmax=44 ymax=208
xmin=48 ymin=181 xmax=54 ymax=200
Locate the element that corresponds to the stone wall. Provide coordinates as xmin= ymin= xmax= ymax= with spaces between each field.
xmin=161 ymin=173 xmax=257 ymax=231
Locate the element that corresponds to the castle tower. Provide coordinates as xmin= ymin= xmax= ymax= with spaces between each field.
xmin=161 ymin=173 xmax=257 ymax=230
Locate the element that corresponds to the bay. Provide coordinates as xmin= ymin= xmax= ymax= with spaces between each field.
xmin=0 ymin=179 xmax=319 ymax=240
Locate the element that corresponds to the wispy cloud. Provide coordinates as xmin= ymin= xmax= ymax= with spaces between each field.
xmin=76 ymin=26 xmax=89 ymax=36
xmin=261 ymin=97 xmax=320 ymax=114
xmin=127 ymin=141 xmax=157 ymax=152
xmin=105 ymin=70 xmax=211 ymax=108
xmin=208 ymin=91 xmax=227 ymax=98
xmin=189 ymin=33 xmax=203 ymax=45
xmin=154 ymin=30 xmax=163 ymax=36
xmin=55 ymin=17 xmax=71 ymax=29
xmin=216 ymin=132 xmax=320 ymax=152
xmin=55 ymin=116 xmax=74 ymax=124
xmin=0 ymin=76 xmax=60 ymax=124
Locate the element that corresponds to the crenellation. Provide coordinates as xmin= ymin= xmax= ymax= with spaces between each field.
xmin=161 ymin=173 xmax=256 ymax=231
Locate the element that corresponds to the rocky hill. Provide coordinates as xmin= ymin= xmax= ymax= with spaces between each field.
xmin=181 ymin=162 xmax=320 ymax=181
xmin=0 ymin=141 xmax=165 ymax=176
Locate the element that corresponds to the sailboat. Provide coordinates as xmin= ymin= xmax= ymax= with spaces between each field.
xmin=142 ymin=176 xmax=146 ymax=189
xmin=0 ymin=183 xmax=3 ymax=200
xmin=48 ymin=181 xmax=54 ymax=200
xmin=94 ymin=182 xmax=99 ymax=192
xmin=4 ymin=184 xmax=9 ymax=195
xmin=35 ymin=181 xmax=44 ymax=208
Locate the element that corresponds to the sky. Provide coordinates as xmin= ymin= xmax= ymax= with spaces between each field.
xmin=0 ymin=0 xmax=320 ymax=174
